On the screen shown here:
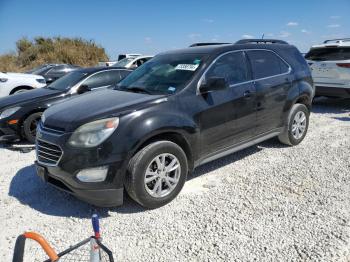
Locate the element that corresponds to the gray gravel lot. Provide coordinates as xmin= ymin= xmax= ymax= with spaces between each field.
xmin=0 ymin=98 xmax=349 ymax=261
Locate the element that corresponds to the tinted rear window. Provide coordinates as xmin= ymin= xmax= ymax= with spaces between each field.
xmin=305 ymin=47 xmax=350 ymax=61
xmin=247 ymin=50 xmax=290 ymax=79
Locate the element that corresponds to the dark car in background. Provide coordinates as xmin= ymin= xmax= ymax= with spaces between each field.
xmin=36 ymin=39 xmax=314 ymax=209
xmin=0 ymin=67 xmax=132 ymax=143
xmin=27 ymin=64 xmax=81 ymax=84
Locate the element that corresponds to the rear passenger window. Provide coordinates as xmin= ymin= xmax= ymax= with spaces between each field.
xmin=305 ymin=47 xmax=350 ymax=61
xmin=206 ymin=51 xmax=250 ymax=85
xmin=247 ymin=50 xmax=290 ymax=79
xmin=82 ymin=70 xmax=121 ymax=89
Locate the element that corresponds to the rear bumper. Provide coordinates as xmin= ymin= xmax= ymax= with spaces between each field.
xmin=315 ymin=86 xmax=350 ymax=98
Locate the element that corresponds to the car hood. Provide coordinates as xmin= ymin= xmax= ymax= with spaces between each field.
xmin=0 ymin=88 xmax=63 ymax=110
xmin=5 ymin=72 xmax=44 ymax=79
xmin=43 ymin=89 xmax=165 ymax=132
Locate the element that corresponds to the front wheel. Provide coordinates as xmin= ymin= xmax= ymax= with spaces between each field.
xmin=125 ymin=141 xmax=188 ymax=209
xmin=278 ymin=103 xmax=310 ymax=146
xmin=23 ymin=112 xmax=42 ymax=143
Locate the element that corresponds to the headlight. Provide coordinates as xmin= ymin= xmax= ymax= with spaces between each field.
xmin=0 ymin=78 xmax=8 ymax=83
xmin=36 ymin=78 xmax=46 ymax=84
xmin=68 ymin=117 xmax=119 ymax=148
xmin=0 ymin=106 xmax=21 ymax=120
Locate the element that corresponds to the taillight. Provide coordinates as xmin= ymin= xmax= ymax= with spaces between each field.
xmin=336 ymin=63 xmax=350 ymax=68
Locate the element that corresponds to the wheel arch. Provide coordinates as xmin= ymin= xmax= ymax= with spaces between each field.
xmin=10 ymin=86 xmax=34 ymax=95
xmin=129 ymin=131 xmax=194 ymax=172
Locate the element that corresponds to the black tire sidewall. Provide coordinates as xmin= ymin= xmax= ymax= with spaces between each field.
xmin=23 ymin=112 xmax=42 ymax=143
xmin=287 ymin=104 xmax=309 ymax=145
xmin=129 ymin=141 xmax=188 ymax=209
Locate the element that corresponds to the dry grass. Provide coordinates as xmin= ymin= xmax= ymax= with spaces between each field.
xmin=0 ymin=37 xmax=109 ymax=72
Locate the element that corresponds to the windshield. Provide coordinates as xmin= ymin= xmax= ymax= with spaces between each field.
xmin=47 ymin=71 xmax=87 ymax=91
xmin=305 ymin=47 xmax=350 ymax=61
xmin=116 ymin=53 xmax=205 ymax=95
xmin=114 ymin=57 xmax=135 ymax=67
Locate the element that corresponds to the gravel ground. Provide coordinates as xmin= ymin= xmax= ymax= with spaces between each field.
xmin=0 ymin=98 xmax=349 ymax=261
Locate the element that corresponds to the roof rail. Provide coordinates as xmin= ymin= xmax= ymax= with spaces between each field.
xmin=323 ymin=38 xmax=350 ymax=44
xmin=235 ymin=39 xmax=288 ymax=45
xmin=189 ymin=42 xmax=231 ymax=47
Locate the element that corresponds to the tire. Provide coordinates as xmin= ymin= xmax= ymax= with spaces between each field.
xmin=278 ymin=103 xmax=309 ymax=146
xmin=125 ymin=141 xmax=188 ymax=209
xmin=23 ymin=112 xmax=42 ymax=143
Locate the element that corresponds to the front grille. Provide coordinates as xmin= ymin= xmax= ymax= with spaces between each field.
xmin=40 ymin=122 xmax=65 ymax=135
xmin=36 ymin=140 xmax=63 ymax=166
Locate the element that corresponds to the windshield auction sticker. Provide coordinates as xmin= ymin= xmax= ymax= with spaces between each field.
xmin=175 ymin=64 xmax=199 ymax=71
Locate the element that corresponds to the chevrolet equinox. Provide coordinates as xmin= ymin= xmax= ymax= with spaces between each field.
xmin=35 ymin=39 xmax=314 ymax=209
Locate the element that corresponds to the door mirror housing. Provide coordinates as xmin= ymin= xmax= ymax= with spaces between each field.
xmin=77 ymin=85 xmax=91 ymax=94
xmin=199 ymin=77 xmax=228 ymax=94
xmin=46 ymin=78 xmax=54 ymax=84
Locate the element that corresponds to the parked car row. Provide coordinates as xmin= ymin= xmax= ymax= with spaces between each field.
xmin=0 ymin=67 xmax=132 ymax=143
xmin=1 ymin=38 xmax=348 ymax=209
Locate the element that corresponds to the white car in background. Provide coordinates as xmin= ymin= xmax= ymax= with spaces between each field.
xmin=0 ymin=72 xmax=46 ymax=98
xmin=99 ymin=55 xmax=153 ymax=68
xmin=305 ymin=38 xmax=350 ymax=98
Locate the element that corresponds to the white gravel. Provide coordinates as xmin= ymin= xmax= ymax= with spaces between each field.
xmin=0 ymin=98 xmax=349 ymax=261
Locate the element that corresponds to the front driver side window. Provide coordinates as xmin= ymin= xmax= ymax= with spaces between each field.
xmin=206 ymin=51 xmax=250 ymax=86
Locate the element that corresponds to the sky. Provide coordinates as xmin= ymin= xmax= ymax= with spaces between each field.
xmin=0 ymin=0 xmax=349 ymax=59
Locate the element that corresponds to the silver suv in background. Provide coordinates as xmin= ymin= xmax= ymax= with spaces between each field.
xmin=98 ymin=54 xmax=153 ymax=68
xmin=305 ymin=38 xmax=350 ymax=98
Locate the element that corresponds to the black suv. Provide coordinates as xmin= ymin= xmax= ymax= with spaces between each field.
xmin=36 ymin=39 xmax=314 ymax=208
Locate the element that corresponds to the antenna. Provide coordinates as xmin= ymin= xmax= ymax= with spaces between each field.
xmin=261 ymin=34 xmax=265 ymax=39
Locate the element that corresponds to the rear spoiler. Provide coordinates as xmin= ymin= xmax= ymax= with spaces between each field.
xmin=189 ymin=42 xmax=231 ymax=47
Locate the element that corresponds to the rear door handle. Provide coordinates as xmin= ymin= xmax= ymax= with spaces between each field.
xmin=243 ymin=90 xmax=252 ymax=98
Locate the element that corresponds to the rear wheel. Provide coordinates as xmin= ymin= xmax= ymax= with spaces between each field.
xmin=125 ymin=141 xmax=188 ymax=209
xmin=278 ymin=103 xmax=309 ymax=146
xmin=23 ymin=112 xmax=42 ymax=143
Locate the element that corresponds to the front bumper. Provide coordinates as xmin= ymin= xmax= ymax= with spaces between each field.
xmin=36 ymin=162 xmax=123 ymax=207
xmin=0 ymin=119 xmax=21 ymax=142
xmin=35 ymin=124 xmax=127 ymax=207
xmin=315 ymin=86 xmax=350 ymax=98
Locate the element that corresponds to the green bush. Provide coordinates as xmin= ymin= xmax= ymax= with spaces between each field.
xmin=0 ymin=37 xmax=109 ymax=72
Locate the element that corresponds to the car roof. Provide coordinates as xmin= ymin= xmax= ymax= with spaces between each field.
xmin=74 ymin=67 xmax=132 ymax=74
xmin=310 ymin=38 xmax=350 ymax=49
xmin=159 ymin=42 xmax=294 ymax=56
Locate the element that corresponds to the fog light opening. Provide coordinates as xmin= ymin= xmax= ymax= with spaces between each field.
xmin=76 ymin=166 xmax=108 ymax=182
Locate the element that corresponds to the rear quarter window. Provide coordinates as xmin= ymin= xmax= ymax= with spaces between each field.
xmin=305 ymin=47 xmax=350 ymax=61
xmin=247 ymin=50 xmax=290 ymax=79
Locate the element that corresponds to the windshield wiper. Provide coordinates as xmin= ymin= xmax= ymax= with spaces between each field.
xmin=125 ymin=87 xmax=152 ymax=95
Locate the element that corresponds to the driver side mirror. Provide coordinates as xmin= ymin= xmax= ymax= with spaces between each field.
xmin=77 ymin=84 xmax=91 ymax=94
xmin=46 ymin=78 xmax=54 ymax=84
xmin=199 ymin=77 xmax=227 ymax=94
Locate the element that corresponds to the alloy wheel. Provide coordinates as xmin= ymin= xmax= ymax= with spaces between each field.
xmin=144 ymin=153 xmax=181 ymax=198
xmin=291 ymin=111 xmax=307 ymax=139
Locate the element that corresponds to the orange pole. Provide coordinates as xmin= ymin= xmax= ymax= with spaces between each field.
xmin=23 ymin=232 xmax=59 ymax=261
